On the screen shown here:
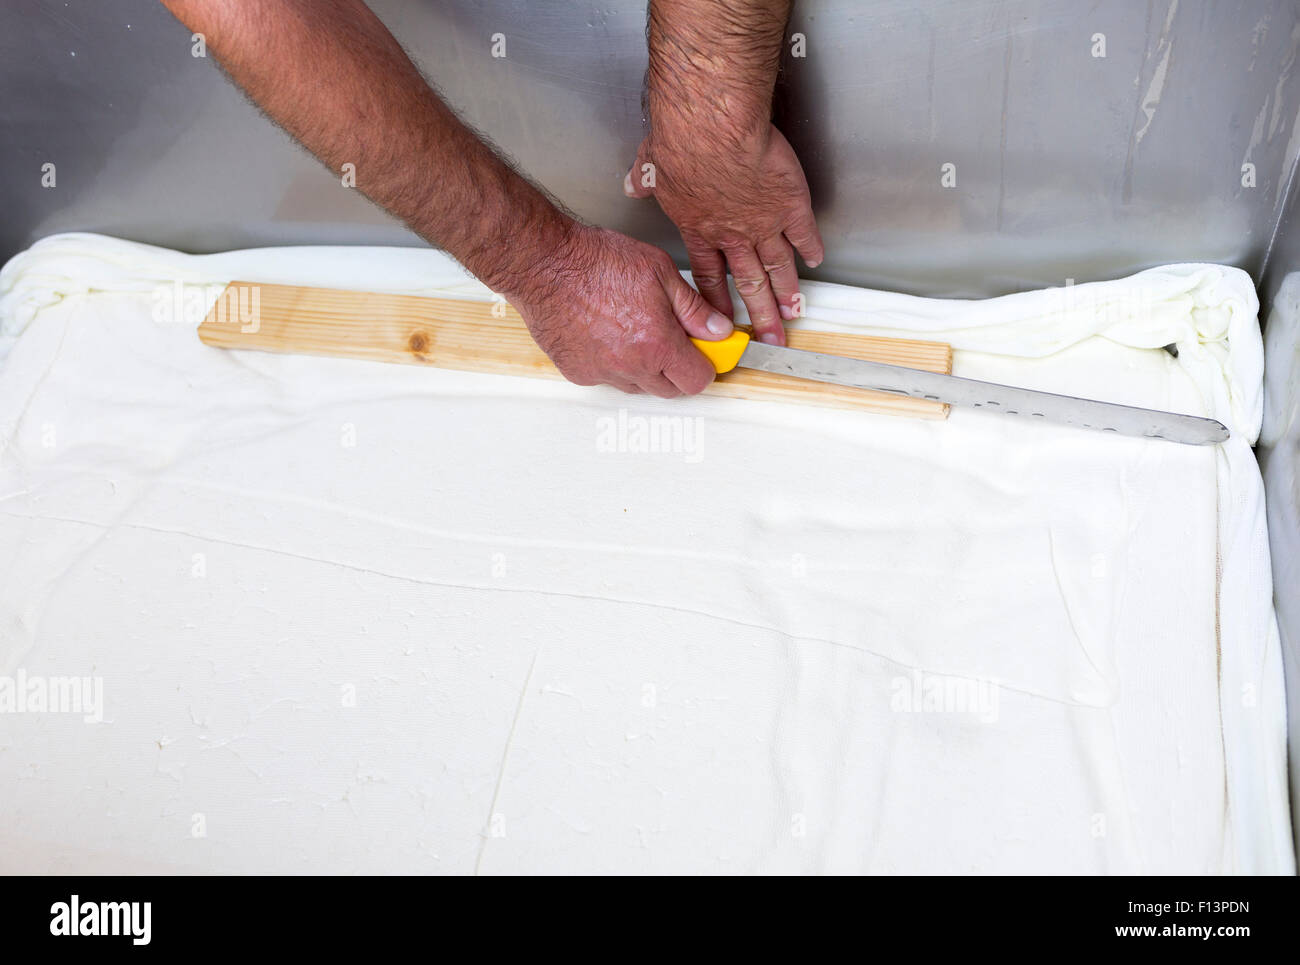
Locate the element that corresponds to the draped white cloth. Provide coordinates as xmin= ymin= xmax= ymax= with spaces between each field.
xmin=0 ymin=233 xmax=1289 ymax=873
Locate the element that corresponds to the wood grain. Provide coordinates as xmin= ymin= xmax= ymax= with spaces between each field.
xmin=198 ymin=281 xmax=952 ymax=418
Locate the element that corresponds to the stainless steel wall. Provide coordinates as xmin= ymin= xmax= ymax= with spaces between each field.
xmin=1259 ymin=160 xmax=1300 ymax=865
xmin=4 ymin=0 xmax=1300 ymax=298
xmin=4 ymin=0 xmax=1300 ymax=856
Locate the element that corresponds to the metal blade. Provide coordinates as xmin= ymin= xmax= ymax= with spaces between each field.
xmin=738 ymin=342 xmax=1229 ymax=446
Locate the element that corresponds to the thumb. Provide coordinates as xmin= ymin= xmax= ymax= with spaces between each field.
xmin=662 ymin=267 xmax=733 ymax=341
xmin=623 ymin=139 xmax=656 ymax=199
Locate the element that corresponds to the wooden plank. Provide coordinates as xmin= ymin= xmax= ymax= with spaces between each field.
xmin=198 ymin=281 xmax=952 ymax=418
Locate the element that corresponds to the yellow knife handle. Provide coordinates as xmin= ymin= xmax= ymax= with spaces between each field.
xmin=690 ymin=330 xmax=751 ymax=373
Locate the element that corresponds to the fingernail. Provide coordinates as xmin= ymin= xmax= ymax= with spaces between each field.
xmin=706 ymin=313 xmax=733 ymax=336
xmin=622 ymin=172 xmax=635 ymax=196
xmin=779 ymin=304 xmax=794 ymax=321
xmin=759 ymin=332 xmax=781 ymax=345
xmin=806 ymin=259 xmax=821 ymax=268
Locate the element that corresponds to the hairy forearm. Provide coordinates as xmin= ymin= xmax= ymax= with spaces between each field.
xmin=647 ymin=0 xmax=791 ymax=147
xmin=160 ymin=0 xmax=573 ymax=299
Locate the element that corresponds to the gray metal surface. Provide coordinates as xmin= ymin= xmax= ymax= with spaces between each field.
xmin=739 ymin=341 xmax=1231 ymax=444
xmin=1258 ymin=179 xmax=1300 ymax=865
xmin=1 ymin=0 xmax=1299 ymax=298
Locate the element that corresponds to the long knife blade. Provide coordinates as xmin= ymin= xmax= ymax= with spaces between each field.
xmin=738 ymin=341 xmax=1229 ymax=446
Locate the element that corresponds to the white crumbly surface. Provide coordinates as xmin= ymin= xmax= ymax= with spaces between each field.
xmin=0 ymin=233 xmax=1290 ymax=874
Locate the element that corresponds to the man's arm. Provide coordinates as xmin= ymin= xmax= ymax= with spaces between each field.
xmin=161 ymin=0 xmax=729 ymax=397
xmin=626 ymin=0 xmax=824 ymax=346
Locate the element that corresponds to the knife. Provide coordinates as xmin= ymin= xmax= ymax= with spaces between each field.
xmin=690 ymin=330 xmax=1228 ymax=446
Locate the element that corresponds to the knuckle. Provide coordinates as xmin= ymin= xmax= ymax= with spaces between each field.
xmin=652 ymin=348 xmax=681 ymax=376
xmin=624 ymin=353 xmax=664 ymax=382
xmin=683 ymin=369 xmax=713 ymax=395
xmin=650 ymin=251 xmax=676 ymax=273
xmin=613 ymin=360 xmax=649 ymax=382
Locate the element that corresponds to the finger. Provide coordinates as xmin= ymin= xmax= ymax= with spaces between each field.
xmin=684 ymin=242 xmax=734 ymax=319
xmin=635 ymin=372 xmax=683 ymax=399
xmin=784 ymin=208 xmax=825 ymax=269
xmin=756 ymin=235 xmax=801 ymax=322
xmin=724 ymin=244 xmax=785 ymax=346
xmin=661 ymin=263 xmax=732 ymax=341
xmin=662 ymin=349 xmax=715 ymax=395
xmin=656 ymin=269 xmax=721 ymax=394
xmin=623 ymin=138 xmax=656 ymax=199
xmin=607 ymin=378 xmax=641 ymax=395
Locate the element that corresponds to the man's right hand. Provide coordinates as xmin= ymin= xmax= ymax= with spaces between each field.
xmin=511 ymin=226 xmax=733 ymax=398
